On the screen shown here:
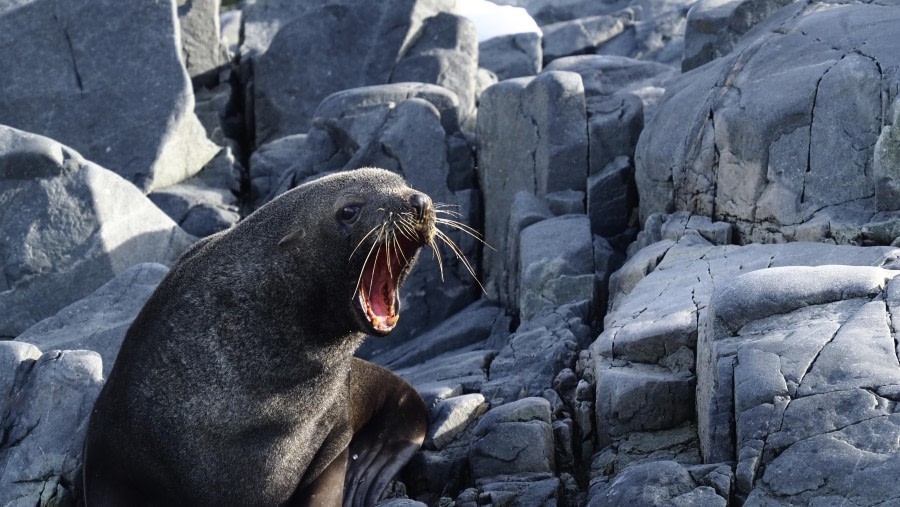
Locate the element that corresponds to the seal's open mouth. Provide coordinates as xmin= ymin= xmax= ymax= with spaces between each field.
xmin=357 ymin=236 xmax=419 ymax=334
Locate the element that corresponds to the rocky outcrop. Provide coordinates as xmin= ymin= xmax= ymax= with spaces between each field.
xmin=0 ymin=0 xmax=218 ymax=192
xmin=0 ymin=126 xmax=193 ymax=338
xmin=637 ymin=1 xmax=900 ymax=245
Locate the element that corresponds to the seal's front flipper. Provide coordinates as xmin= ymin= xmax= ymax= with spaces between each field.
xmin=344 ymin=358 xmax=427 ymax=507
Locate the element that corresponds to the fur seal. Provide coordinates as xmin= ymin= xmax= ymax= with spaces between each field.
xmin=84 ymin=168 xmax=432 ymax=506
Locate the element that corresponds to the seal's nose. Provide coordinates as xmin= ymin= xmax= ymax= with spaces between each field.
xmin=409 ymin=192 xmax=432 ymax=221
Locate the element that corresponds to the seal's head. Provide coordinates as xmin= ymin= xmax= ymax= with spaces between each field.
xmin=273 ymin=168 xmax=435 ymax=337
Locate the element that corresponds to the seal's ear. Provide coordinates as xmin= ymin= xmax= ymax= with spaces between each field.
xmin=279 ymin=227 xmax=306 ymax=248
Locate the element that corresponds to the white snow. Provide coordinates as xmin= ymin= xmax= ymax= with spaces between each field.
xmin=456 ymin=0 xmax=542 ymax=42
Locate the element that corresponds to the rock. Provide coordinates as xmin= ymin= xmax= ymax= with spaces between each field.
xmin=875 ymin=98 xmax=900 ymax=212
xmin=220 ymin=9 xmax=241 ymax=55
xmin=14 ymin=263 xmax=168 ymax=378
xmin=426 ymin=393 xmax=488 ymax=450
xmin=697 ymin=265 xmax=900 ymax=502
xmin=629 ymin=212 xmax=733 ymax=255
xmin=248 ymin=0 xmax=452 ymax=143
xmin=0 ymin=350 xmax=103 ymax=507
xmin=527 ymin=0 xmax=694 ymax=25
xmin=636 ymin=2 xmax=900 ymax=244
xmin=372 ymin=300 xmax=503 ymax=369
xmin=0 ymin=126 xmax=194 ymax=338
xmin=588 ymin=156 xmax=638 ymax=237
xmin=248 ymin=134 xmax=307 ymax=209
xmin=682 ymin=0 xmax=795 ymax=72
xmin=149 ymin=150 xmax=241 ymax=237
xmin=486 ymin=302 xmax=590 ymax=404
xmin=594 ymin=7 xmax=689 ymax=67
xmin=469 ymin=398 xmax=555 ymax=481
xmin=504 ymin=192 xmax=554 ymax=313
xmin=668 ymin=486 xmax=727 ymax=506
xmin=591 ymin=238 xmax=900 ymax=450
xmin=178 ymin=0 xmax=231 ymax=87
xmin=374 ymin=499 xmax=427 ymax=507
xmin=478 ymin=476 xmax=562 ymax=505
xmin=541 ymin=12 xmax=635 ymax=64
xmin=589 ymin=424 xmax=702 ymax=487
xmin=0 ymin=342 xmax=41 ymax=402
xmin=518 ymin=215 xmax=594 ymax=321
xmin=0 ymin=0 xmax=218 ymax=191
xmin=395 ymin=349 xmax=496 ymax=398
xmin=478 ymin=32 xmax=542 ymax=81
xmin=544 ymin=190 xmax=585 ymax=216
xmin=476 ymin=71 xmax=588 ymax=304
xmin=391 ymin=12 xmax=479 ymax=121
xmin=589 ymin=460 xmax=697 ymax=506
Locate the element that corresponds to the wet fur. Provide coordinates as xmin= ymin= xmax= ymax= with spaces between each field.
xmin=83 ymin=168 xmax=429 ymax=506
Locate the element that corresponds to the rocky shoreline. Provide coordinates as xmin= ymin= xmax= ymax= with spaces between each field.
xmin=1 ymin=0 xmax=899 ymax=505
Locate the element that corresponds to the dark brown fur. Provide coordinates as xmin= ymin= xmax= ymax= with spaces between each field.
xmin=83 ymin=168 xmax=430 ymax=506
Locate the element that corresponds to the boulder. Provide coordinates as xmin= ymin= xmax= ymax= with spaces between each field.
xmin=0 ymin=0 xmax=218 ymax=192
xmin=518 ymin=215 xmax=594 ymax=321
xmin=391 ymin=12 xmax=479 ymax=122
xmin=0 ymin=349 xmax=103 ymax=506
xmin=682 ymin=0 xmax=796 ymax=72
xmin=697 ymin=266 xmax=900 ymax=502
xmin=15 ymin=263 xmax=168 ymax=377
xmin=478 ymin=32 xmax=543 ymax=81
xmin=248 ymin=134 xmax=307 ymax=209
xmin=426 ymin=393 xmax=488 ymax=450
xmin=0 ymin=126 xmax=193 ymax=338
xmin=636 ymin=2 xmax=900 ymax=244
xmin=541 ymin=11 xmax=635 ymax=64
xmin=591 ymin=236 xmax=900 ymax=449
xmin=476 ymin=71 xmax=588 ymax=304
xmin=0 ymin=342 xmax=41 ymax=402
xmin=589 ymin=461 xmax=697 ymax=506
xmin=178 ymin=0 xmax=231 ymax=87
xmin=248 ymin=0 xmax=453 ymax=143
xmin=594 ymin=7 xmax=689 ymax=67
xmin=469 ymin=398 xmax=555 ymax=481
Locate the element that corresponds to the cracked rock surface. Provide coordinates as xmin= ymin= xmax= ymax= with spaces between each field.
xmin=636 ymin=1 xmax=900 ymax=245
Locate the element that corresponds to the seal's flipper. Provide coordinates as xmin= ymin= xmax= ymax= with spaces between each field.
xmin=292 ymin=448 xmax=348 ymax=507
xmin=344 ymin=358 xmax=427 ymax=507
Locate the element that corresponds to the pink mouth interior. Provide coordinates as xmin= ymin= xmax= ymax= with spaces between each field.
xmin=359 ymin=239 xmax=414 ymax=333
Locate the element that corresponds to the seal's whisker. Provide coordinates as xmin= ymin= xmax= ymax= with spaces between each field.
xmin=434 ymin=228 xmax=485 ymax=293
xmin=392 ymin=228 xmax=409 ymax=266
xmin=435 ymin=218 xmax=493 ymax=250
xmin=429 ymin=237 xmax=445 ymax=282
xmin=354 ymin=222 xmax=387 ymax=299
xmin=350 ymin=224 xmax=383 ymax=260
xmin=433 ymin=209 xmax=464 ymax=219
xmin=396 ymin=216 xmax=417 ymax=242
xmin=433 ymin=202 xmax=460 ymax=210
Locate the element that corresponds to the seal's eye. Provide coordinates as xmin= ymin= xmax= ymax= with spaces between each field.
xmin=340 ymin=204 xmax=361 ymax=224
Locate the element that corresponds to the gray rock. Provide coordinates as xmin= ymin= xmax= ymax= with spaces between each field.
xmin=594 ymin=7 xmax=689 ymax=67
xmin=0 ymin=342 xmax=41 ymax=402
xmin=592 ymin=239 xmax=900 ymax=459
xmin=374 ymin=499 xmax=427 ymax=507
xmin=372 ymin=300 xmax=503 ymax=369
xmin=589 ymin=424 xmax=702 ymax=484
xmin=0 ymin=350 xmax=103 ymax=506
xmin=149 ymin=150 xmax=240 ymax=237
xmin=590 ymin=460 xmax=697 ymax=506
xmin=391 ymin=12 xmax=479 ymax=121
xmin=426 ymin=393 xmax=488 ymax=450
xmin=469 ymin=398 xmax=555 ymax=481
xmin=875 ymin=98 xmax=900 ymax=212
xmin=544 ymin=190 xmax=585 ymax=216
xmin=249 ymin=134 xmax=307 ymax=209
xmin=479 ymin=32 xmax=543 ymax=81
xmin=0 ymin=126 xmax=194 ymax=338
xmin=479 ymin=476 xmax=562 ymax=506
xmin=697 ymin=265 xmax=900 ymax=502
xmin=504 ymin=191 xmax=554 ymax=314
xmin=682 ymin=0 xmax=796 ymax=72
xmin=629 ymin=212 xmax=733 ymax=255
xmin=219 ymin=9 xmax=241 ymax=56
xmin=518 ymin=215 xmax=594 ymax=321
xmin=476 ymin=71 xmax=588 ymax=304
xmin=14 ymin=263 xmax=168 ymax=378
xmin=541 ymin=12 xmax=635 ymax=64
xmin=395 ymin=349 xmax=495 ymax=396
xmin=636 ymin=2 xmax=900 ymax=244
xmin=667 ymin=486 xmax=726 ymax=506
xmin=487 ymin=302 xmax=590 ymax=404
xmin=178 ymin=0 xmax=230 ymax=86
xmin=249 ymin=0 xmax=452 ymax=143
xmin=588 ymin=156 xmax=638 ymax=237
xmin=0 ymin=0 xmax=218 ymax=191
